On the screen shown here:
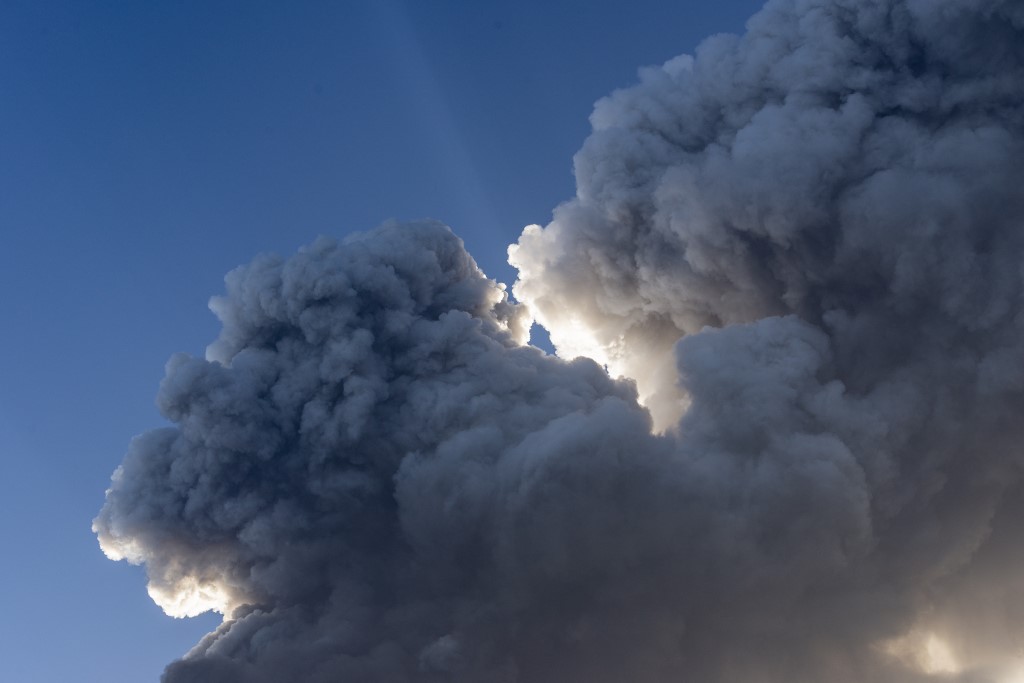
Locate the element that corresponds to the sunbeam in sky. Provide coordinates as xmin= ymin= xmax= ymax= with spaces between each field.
xmin=369 ymin=0 xmax=504 ymax=247
xmin=86 ymin=0 xmax=1024 ymax=681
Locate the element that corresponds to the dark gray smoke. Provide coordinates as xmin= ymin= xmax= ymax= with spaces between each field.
xmin=96 ymin=0 xmax=1024 ymax=681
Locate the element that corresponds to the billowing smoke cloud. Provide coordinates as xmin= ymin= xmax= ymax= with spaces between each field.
xmin=96 ymin=0 xmax=1024 ymax=681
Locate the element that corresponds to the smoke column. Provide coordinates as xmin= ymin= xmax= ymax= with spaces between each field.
xmin=96 ymin=0 xmax=1024 ymax=681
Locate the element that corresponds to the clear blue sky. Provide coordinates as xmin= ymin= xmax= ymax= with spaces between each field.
xmin=0 ymin=1 xmax=762 ymax=680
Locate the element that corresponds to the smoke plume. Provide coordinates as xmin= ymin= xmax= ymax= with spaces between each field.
xmin=96 ymin=0 xmax=1024 ymax=681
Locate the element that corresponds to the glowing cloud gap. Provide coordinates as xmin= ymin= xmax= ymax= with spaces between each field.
xmin=96 ymin=0 xmax=1024 ymax=681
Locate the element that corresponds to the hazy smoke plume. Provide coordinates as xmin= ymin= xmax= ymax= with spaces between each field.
xmin=96 ymin=0 xmax=1024 ymax=681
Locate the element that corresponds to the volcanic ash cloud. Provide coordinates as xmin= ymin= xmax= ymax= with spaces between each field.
xmin=96 ymin=0 xmax=1024 ymax=681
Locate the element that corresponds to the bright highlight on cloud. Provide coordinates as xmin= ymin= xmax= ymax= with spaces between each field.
xmin=95 ymin=0 xmax=1024 ymax=681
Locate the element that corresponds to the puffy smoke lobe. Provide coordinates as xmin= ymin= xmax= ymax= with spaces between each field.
xmin=511 ymin=0 xmax=1024 ymax=430
xmin=95 ymin=221 xmax=670 ymax=681
xmin=509 ymin=0 xmax=1024 ymax=677
xmin=96 ymin=0 xmax=1024 ymax=681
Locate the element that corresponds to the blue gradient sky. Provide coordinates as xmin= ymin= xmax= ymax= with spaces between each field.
xmin=0 ymin=1 xmax=762 ymax=680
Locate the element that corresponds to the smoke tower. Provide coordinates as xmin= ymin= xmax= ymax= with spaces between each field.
xmin=97 ymin=1 xmax=1024 ymax=680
